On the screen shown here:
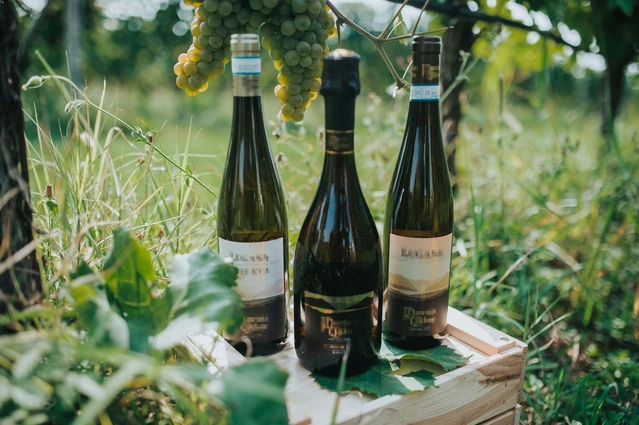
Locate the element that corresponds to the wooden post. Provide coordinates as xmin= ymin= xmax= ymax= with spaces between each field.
xmin=0 ymin=0 xmax=43 ymax=327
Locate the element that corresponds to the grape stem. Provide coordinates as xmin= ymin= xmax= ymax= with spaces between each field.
xmin=326 ymin=0 xmax=452 ymax=90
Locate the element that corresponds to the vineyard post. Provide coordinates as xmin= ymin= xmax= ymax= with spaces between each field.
xmin=0 ymin=0 xmax=43 ymax=329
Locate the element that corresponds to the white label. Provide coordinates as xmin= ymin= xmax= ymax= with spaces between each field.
xmin=219 ymin=237 xmax=284 ymax=301
xmin=410 ymin=84 xmax=440 ymax=102
xmin=388 ymin=233 xmax=452 ymax=298
xmin=231 ymin=56 xmax=261 ymax=75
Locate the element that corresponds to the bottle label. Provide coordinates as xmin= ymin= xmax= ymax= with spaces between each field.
xmin=304 ymin=291 xmax=374 ymax=358
xmin=219 ymin=237 xmax=286 ymax=342
xmin=410 ymin=84 xmax=440 ymax=102
xmin=325 ymin=130 xmax=354 ymax=154
xmin=386 ymin=233 xmax=452 ymax=336
xmin=231 ymin=56 xmax=261 ymax=75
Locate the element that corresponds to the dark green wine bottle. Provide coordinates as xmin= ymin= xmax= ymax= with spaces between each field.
xmin=294 ymin=49 xmax=383 ymax=377
xmin=217 ymin=34 xmax=288 ymax=356
xmin=383 ymin=36 xmax=454 ymax=350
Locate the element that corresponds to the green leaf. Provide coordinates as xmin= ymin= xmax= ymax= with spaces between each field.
xmin=392 ymin=12 xmax=410 ymax=46
xmin=102 ymin=229 xmax=158 ymax=352
xmin=45 ymin=200 xmax=58 ymax=215
xmin=380 ymin=341 xmax=469 ymax=371
xmin=613 ymin=0 xmax=633 ymax=16
xmin=166 ymin=248 xmax=243 ymax=334
xmin=313 ymin=359 xmax=412 ymax=397
xmin=211 ymin=360 xmax=289 ymax=425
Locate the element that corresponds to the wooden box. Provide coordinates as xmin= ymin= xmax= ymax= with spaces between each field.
xmin=188 ymin=307 xmax=527 ymax=425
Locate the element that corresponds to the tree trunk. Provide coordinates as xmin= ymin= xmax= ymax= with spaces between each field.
xmin=440 ymin=17 xmax=477 ymax=181
xmin=0 ymin=0 xmax=43 ymax=325
xmin=601 ymin=57 xmax=630 ymax=141
xmin=65 ymin=0 xmax=82 ymax=85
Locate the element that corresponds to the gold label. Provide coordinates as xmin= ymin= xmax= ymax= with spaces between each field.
xmin=325 ymin=129 xmax=354 ymax=154
xmin=412 ymin=64 xmax=440 ymax=81
xmin=321 ymin=316 xmax=355 ymax=338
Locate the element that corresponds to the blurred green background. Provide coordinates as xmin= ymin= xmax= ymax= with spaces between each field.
xmin=15 ymin=0 xmax=639 ymax=423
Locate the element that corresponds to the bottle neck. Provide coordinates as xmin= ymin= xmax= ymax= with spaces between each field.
xmin=321 ymin=94 xmax=358 ymax=180
xmin=406 ymin=51 xmax=443 ymax=149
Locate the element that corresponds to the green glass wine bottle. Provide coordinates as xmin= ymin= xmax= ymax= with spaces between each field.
xmin=294 ymin=49 xmax=383 ymax=377
xmin=383 ymin=36 xmax=454 ymax=350
xmin=217 ymin=34 xmax=288 ymax=356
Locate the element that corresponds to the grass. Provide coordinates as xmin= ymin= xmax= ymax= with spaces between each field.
xmin=20 ymin=69 xmax=639 ymax=424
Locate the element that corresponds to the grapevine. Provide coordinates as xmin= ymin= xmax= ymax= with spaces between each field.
xmin=175 ymin=0 xmax=337 ymax=122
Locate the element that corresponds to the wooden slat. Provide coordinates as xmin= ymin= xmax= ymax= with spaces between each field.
xmin=335 ymin=347 xmax=525 ymax=425
xmin=446 ymin=308 xmax=517 ymax=355
xmin=477 ymin=407 xmax=517 ymax=425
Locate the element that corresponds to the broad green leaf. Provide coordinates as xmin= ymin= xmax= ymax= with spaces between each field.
xmin=392 ymin=12 xmax=410 ymax=46
xmin=211 ymin=361 xmax=289 ymax=425
xmin=313 ymin=359 xmax=412 ymax=397
xmin=166 ymin=248 xmax=243 ymax=334
xmin=101 ymin=229 xmax=158 ymax=352
xmin=69 ymin=262 xmax=129 ymax=349
xmin=380 ymin=341 xmax=469 ymax=371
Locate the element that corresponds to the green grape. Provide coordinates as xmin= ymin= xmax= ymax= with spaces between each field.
xmin=284 ymin=50 xmax=300 ymax=66
xmin=188 ymin=46 xmax=200 ymax=61
xmin=283 ymin=37 xmax=298 ymax=51
xmin=299 ymin=55 xmax=312 ymax=68
xmin=232 ymin=1 xmax=242 ymax=13
xmin=196 ymin=7 xmax=210 ymax=20
xmin=325 ymin=15 xmax=336 ymax=29
xmin=309 ymin=78 xmax=321 ymax=92
xmin=274 ymin=59 xmax=283 ymax=70
xmin=300 ymin=89 xmax=311 ymax=103
xmin=281 ymin=20 xmax=296 ymax=36
xmin=183 ymin=61 xmax=198 ymax=76
xmin=191 ymin=23 xmax=201 ymax=37
xmin=296 ymin=40 xmax=311 ymax=56
xmin=176 ymin=75 xmax=188 ymax=89
xmin=301 ymin=78 xmax=311 ymax=90
xmin=261 ymin=22 xmax=275 ymax=38
xmin=294 ymin=14 xmax=311 ymax=31
xmin=197 ymin=61 xmax=212 ymax=76
xmin=316 ymin=29 xmax=328 ymax=42
xmin=279 ymin=111 xmax=291 ymax=122
xmin=200 ymin=48 xmax=214 ymax=62
xmin=188 ymin=74 xmax=204 ymax=90
xmin=248 ymin=0 xmax=261 ymax=10
xmin=218 ymin=0 xmax=232 ymax=16
xmin=292 ymin=107 xmax=304 ymax=122
xmin=272 ymin=32 xmax=283 ymax=48
xmin=263 ymin=0 xmax=278 ymax=7
xmin=280 ymin=64 xmax=293 ymax=77
xmin=313 ymin=66 xmax=322 ymax=78
xmin=200 ymin=21 xmax=214 ymax=36
xmin=271 ymin=14 xmax=283 ymax=26
xmin=224 ymin=15 xmax=238 ymax=28
xmin=194 ymin=38 xmax=204 ymax=50
xmin=260 ymin=6 xmax=272 ymax=15
xmin=302 ymin=32 xmax=316 ymax=44
xmin=293 ymin=64 xmax=305 ymax=74
xmin=236 ymin=8 xmax=249 ymax=23
xmin=178 ymin=53 xmax=188 ymax=63
xmin=204 ymin=0 xmax=219 ymax=12
xmin=208 ymin=14 xmax=222 ymax=27
xmin=310 ymin=43 xmax=323 ymax=58
xmin=270 ymin=49 xmax=283 ymax=61
xmin=274 ymin=84 xmax=289 ymax=100
xmin=303 ymin=68 xmax=314 ymax=78
xmin=185 ymin=87 xmax=199 ymax=97
xmin=197 ymin=34 xmax=209 ymax=48
xmin=277 ymin=73 xmax=290 ymax=85
xmin=307 ymin=0 xmax=321 ymax=16
xmin=287 ymin=82 xmax=301 ymax=94
xmin=291 ymin=0 xmax=307 ymax=13
xmin=290 ymin=73 xmax=303 ymax=83
xmin=211 ymin=60 xmax=226 ymax=76
xmin=213 ymin=49 xmax=226 ymax=61
xmin=278 ymin=2 xmax=292 ymax=16
xmin=311 ymin=58 xmax=321 ymax=68
xmin=224 ymin=46 xmax=231 ymax=58
xmin=174 ymin=63 xmax=184 ymax=76
xmin=209 ymin=35 xmax=223 ymax=48
xmin=199 ymin=81 xmax=209 ymax=92
xmin=281 ymin=103 xmax=294 ymax=117
xmin=224 ymin=34 xmax=232 ymax=45
xmin=249 ymin=11 xmax=263 ymax=27
xmin=289 ymin=94 xmax=303 ymax=107
xmin=262 ymin=37 xmax=273 ymax=50
xmin=245 ymin=23 xmax=258 ymax=32
xmin=215 ymin=25 xmax=229 ymax=37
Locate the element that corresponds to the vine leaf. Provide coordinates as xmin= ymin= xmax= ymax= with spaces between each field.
xmin=380 ymin=341 xmax=470 ymax=371
xmin=211 ymin=360 xmax=289 ymax=425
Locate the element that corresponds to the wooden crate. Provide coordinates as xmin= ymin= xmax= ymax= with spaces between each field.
xmin=188 ymin=307 xmax=527 ymax=425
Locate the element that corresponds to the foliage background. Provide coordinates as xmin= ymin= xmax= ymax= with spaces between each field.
xmin=7 ymin=0 xmax=639 ymax=423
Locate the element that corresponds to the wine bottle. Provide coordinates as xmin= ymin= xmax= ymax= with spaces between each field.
xmin=294 ymin=49 xmax=383 ymax=376
xmin=217 ymin=34 xmax=288 ymax=356
xmin=383 ymin=36 xmax=454 ymax=350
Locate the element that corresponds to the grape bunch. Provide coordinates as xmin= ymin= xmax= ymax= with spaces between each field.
xmin=174 ymin=0 xmax=337 ymax=122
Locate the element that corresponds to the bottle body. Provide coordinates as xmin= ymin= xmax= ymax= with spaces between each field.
xmin=217 ymin=34 xmax=288 ymax=356
xmin=294 ymin=50 xmax=382 ymax=376
xmin=383 ymin=37 xmax=454 ymax=350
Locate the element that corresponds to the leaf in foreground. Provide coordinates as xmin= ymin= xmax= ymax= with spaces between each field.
xmin=210 ymin=361 xmax=289 ymax=425
xmin=380 ymin=341 xmax=469 ymax=371
xmin=313 ymin=359 xmax=434 ymax=397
